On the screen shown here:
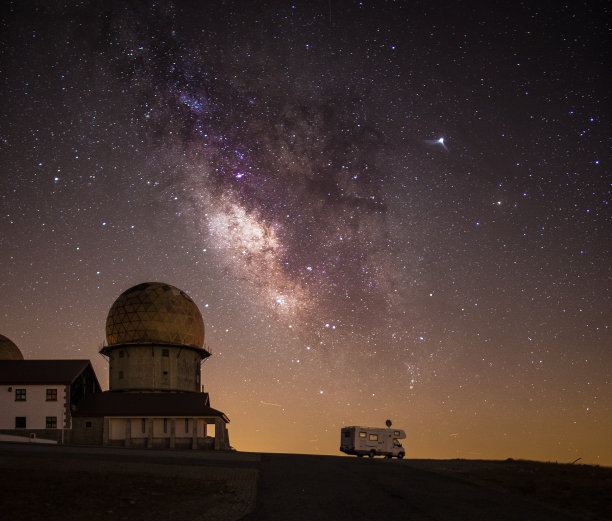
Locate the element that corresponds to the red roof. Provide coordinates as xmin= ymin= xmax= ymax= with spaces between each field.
xmin=0 ymin=360 xmax=95 ymax=385
xmin=72 ymin=391 xmax=229 ymax=423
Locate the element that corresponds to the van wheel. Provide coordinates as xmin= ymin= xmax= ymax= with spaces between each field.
xmin=397 ymin=452 xmax=404 ymax=459
xmin=356 ymin=454 xmax=363 ymax=458
xmin=369 ymin=450 xmax=375 ymax=458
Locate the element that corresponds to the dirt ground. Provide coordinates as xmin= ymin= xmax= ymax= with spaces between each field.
xmin=1 ymin=444 xmax=258 ymax=521
xmin=2 ymin=443 xmax=611 ymax=521
xmin=405 ymin=458 xmax=612 ymax=521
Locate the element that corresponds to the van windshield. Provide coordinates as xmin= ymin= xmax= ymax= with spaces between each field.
xmin=393 ymin=439 xmax=402 ymax=447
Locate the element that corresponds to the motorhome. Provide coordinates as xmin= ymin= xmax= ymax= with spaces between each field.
xmin=340 ymin=426 xmax=406 ymax=458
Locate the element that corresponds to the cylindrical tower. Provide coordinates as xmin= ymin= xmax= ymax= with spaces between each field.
xmin=100 ymin=282 xmax=210 ymax=392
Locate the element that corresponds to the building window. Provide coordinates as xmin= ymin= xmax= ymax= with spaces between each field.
xmin=118 ymin=371 xmax=124 ymax=379
xmin=15 ymin=417 xmax=26 ymax=428
xmin=185 ymin=418 xmax=189 ymax=433
xmin=163 ymin=418 xmax=168 ymax=433
xmin=46 ymin=389 xmax=57 ymax=401
xmin=162 ymin=349 xmax=169 ymax=357
xmin=359 ymin=432 xmax=366 ymax=438
xmin=162 ymin=371 xmax=168 ymax=375
xmin=15 ymin=389 xmax=26 ymax=401
xmin=369 ymin=434 xmax=378 ymax=441
xmin=142 ymin=419 xmax=146 ymax=433
xmin=119 ymin=350 xmax=124 ymax=358
xmin=85 ymin=421 xmax=92 ymax=428
xmin=46 ymin=416 xmax=57 ymax=429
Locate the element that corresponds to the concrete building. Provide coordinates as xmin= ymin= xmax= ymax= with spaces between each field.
xmin=71 ymin=282 xmax=230 ymax=450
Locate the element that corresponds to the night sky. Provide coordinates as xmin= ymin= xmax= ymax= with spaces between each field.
xmin=2 ymin=1 xmax=610 ymax=464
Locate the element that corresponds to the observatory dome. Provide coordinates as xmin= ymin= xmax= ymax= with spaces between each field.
xmin=0 ymin=334 xmax=24 ymax=360
xmin=105 ymin=282 xmax=205 ymax=348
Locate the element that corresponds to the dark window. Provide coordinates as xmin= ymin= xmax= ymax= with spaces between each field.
xmin=15 ymin=389 xmax=26 ymax=401
xmin=162 ymin=349 xmax=169 ymax=357
xmin=359 ymin=432 xmax=366 ymax=438
xmin=46 ymin=416 xmax=57 ymax=429
xmin=185 ymin=418 xmax=189 ymax=433
xmin=85 ymin=421 xmax=92 ymax=428
xmin=369 ymin=434 xmax=378 ymax=441
xmin=15 ymin=417 xmax=26 ymax=428
xmin=46 ymin=389 xmax=57 ymax=401
xmin=162 ymin=371 xmax=168 ymax=375
xmin=344 ymin=431 xmax=350 ymax=437
xmin=163 ymin=418 xmax=168 ymax=433
xmin=118 ymin=371 xmax=124 ymax=379
xmin=119 ymin=350 xmax=124 ymax=358
xmin=141 ymin=419 xmax=146 ymax=433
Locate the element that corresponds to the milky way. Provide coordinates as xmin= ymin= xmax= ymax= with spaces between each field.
xmin=1 ymin=1 xmax=610 ymax=462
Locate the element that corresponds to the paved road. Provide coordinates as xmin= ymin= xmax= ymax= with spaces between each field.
xmin=243 ymin=453 xmax=584 ymax=521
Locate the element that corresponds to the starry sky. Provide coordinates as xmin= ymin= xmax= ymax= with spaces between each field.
xmin=1 ymin=1 xmax=610 ymax=464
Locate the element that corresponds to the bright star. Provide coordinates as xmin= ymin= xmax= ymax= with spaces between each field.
xmin=424 ymin=136 xmax=449 ymax=151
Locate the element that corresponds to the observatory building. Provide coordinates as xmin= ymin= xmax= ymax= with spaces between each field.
xmin=102 ymin=281 xmax=208 ymax=392
xmin=71 ymin=282 xmax=230 ymax=450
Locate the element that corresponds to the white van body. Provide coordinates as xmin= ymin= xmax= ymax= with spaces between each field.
xmin=340 ymin=426 xmax=406 ymax=458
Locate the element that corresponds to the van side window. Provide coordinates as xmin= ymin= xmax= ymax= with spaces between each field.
xmin=369 ymin=434 xmax=378 ymax=441
xmin=359 ymin=432 xmax=367 ymax=438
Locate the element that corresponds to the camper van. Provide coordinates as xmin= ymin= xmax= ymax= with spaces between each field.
xmin=340 ymin=426 xmax=406 ymax=458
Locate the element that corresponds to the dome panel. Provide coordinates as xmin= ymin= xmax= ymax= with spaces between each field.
xmin=0 ymin=334 xmax=24 ymax=360
xmin=105 ymin=282 xmax=205 ymax=348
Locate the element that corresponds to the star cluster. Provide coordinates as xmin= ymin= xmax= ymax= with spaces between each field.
xmin=1 ymin=1 xmax=609 ymax=463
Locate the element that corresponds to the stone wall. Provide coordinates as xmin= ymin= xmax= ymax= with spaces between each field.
xmin=71 ymin=417 xmax=104 ymax=445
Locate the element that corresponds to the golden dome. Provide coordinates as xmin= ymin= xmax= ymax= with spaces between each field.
xmin=105 ymin=283 xmax=205 ymax=348
xmin=0 ymin=334 xmax=24 ymax=360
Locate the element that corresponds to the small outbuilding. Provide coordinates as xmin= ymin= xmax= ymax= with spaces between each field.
xmin=72 ymin=391 xmax=229 ymax=449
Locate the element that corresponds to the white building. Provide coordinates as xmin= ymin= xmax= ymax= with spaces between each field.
xmin=0 ymin=358 xmax=101 ymax=443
